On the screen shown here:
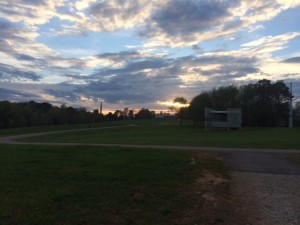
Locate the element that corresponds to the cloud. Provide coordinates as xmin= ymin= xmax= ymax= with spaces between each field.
xmin=148 ymin=0 xmax=237 ymax=36
xmin=0 ymin=19 xmax=57 ymax=71
xmin=283 ymin=57 xmax=300 ymax=63
xmin=0 ymin=0 xmax=65 ymax=26
xmin=275 ymin=0 xmax=300 ymax=9
xmin=248 ymin=24 xmax=264 ymax=33
xmin=0 ymin=63 xmax=41 ymax=81
xmin=92 ymin=51 xmax=142 ymax=67
xmin=2 ymin=0 xmax=299 ymax=49
xmin=66 ymin=52 xmax=261 ymax=105
xmin=241 ymin=32 xmax=300 ymax=48
xmin=93 ymin=58 xmax=169 ymax=78
xmin=140 ymin=0 xmax=300 ymax=47
xmin=44 ymin=88 xmax=81 ymax=102
xmin=139 ymin=0 xmax=241 ymax=47
xmin=0 ymin=19 xmax=92 ymax=81
xmin=15 ymin=54 xmax=37 ymax=61
xmin=0 ymin=87 xmax=39 ymax=101
xmin=79 ymin=0 xmax=158 ymax=31
xmin=96 ymin=51 xmax=141 ymax=61
xmin=76 ymin=72 xmax=182 ymax=104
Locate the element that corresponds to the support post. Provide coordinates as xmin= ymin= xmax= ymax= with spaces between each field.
xmin=100 ymin=102 xmax=103 ymax=115
xmin=289 ymin=82 xmax=293 ymax=128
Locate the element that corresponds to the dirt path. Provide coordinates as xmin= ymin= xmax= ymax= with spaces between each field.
xmin=1 ymin=132 xmax=300 ymax=154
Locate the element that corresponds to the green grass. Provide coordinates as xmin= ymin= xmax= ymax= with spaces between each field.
xmin=0 ymin=144 xmax=227 ymax=225
xmin=21 ymin=124 xmax=300 ymax=149
xmin=0 ymin=121 xmax=123 ymax=137
xmin=0 ymin=119 xmax=175 ymax=137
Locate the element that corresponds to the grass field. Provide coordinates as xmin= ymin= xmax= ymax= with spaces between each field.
xmin=19 ymin=122 xmax=300 ymax=149
xmin=0 ymin=119 xmax=175 ymax=137
xmin=0 ymin=121 xmax=123 ymax=137
xmin=0 ymin=144 xmax=227 ymax=225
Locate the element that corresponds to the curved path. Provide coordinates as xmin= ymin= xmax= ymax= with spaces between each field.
xmin=1 ymin=126 xmax=300 ymax=174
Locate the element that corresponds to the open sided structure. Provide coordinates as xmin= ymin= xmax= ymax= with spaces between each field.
xmin=204 ymin=107 xmax=241 ymax=129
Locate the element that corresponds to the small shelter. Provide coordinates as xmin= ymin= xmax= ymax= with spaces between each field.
xmin=204 ymin=107 xmax=241 ymax=129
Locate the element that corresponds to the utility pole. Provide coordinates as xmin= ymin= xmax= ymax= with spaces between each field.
xmin=100 ymin=102 xmax=103 ymax=115
xmin=289 ymin=82 xmax=293 ymax=128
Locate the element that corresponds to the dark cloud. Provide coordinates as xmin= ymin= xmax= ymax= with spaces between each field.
xmin=88 ymin=0 xmax=148 ymax=31
xmin=0 ymin=63 xmax=41 ymax=81
xmin=0 ymin=19 xmax=24 ymax=41
xmin=192 ymin=45 xmax=203 ymax=52
xmin=222 ymin=19 xmax=243 ymax=31
xmin=140 ymin=0 xmax=238 ymax=39
xmin=19 ymin=0 xmax=47 ymax=6
xmin=44 ymin=88 xmax=81 ymax=102
xmin=76 ymin=72 xmax=182 ymax=104
xmin=15 ymin=54 xmax=36 ymax=61
xmin=63 ymin=73 xmax=88 ymax=80
xmin=0 ymin=20 xmax=25 ymax=55
xmin=4 ymin=50 xmax=258 ymax=106
xmin=0 ymin=19 xmax=87 ymax=76
xmin=96 ymin=51 xmax=141 ymax=62
xmin=93 ymin=58 xmax=170 ymax=77
xmin=175 ymin=55 xmax=258 ymax=68
xmin=283 ymin=57 xmax=300 ymax=63
xmin=0 ymin=87 xmax=39 ymax=101
xmin=0 ymin=82 xmax=90 ymax=108
xmin=201 ymin=66 xmax=260 ymax=77
xmin=72 ymin=53 xmax=260 ymax=104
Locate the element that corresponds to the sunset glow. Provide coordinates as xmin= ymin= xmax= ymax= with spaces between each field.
xmin=157 ymin=101 xmax=190 ymax=108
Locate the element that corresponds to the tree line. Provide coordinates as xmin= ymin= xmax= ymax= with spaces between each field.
xmin=186 ymin=79 xmax=298 ymax=127
xmin=1 ymin=79 xmax=299 ymax=129
xmin=0 ymin=101 xmax=155 ymax=129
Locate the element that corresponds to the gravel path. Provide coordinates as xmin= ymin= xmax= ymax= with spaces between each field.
xmin=224 ymin=172 xmax=300 ymax=225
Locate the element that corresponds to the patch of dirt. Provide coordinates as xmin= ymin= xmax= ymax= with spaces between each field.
xmin=174 ymin=154 xmax=231 ymax=225
xmin=213 ymin=172 xmax=260 ymax=225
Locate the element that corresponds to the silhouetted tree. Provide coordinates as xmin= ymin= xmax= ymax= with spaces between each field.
xmin=188 ymin=79 xmax=293 ymax=127
xmin=135 ymin=108 xmax=154 ymax=119
xmin=0 ymin=101 xmax=107 ymax=129
xmin=169 ymin=97 xmax=188 ymax=127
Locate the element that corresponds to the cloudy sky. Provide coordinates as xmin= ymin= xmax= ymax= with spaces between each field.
xmin=1 ymin=0 xmax=300 ymax=112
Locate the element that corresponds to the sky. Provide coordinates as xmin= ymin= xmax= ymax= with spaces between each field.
xmin=0 ymin=0 xmax=300 ymax=113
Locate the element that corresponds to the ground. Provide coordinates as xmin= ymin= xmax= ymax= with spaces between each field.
xmin=1 ymin=122 xmax=300 ymax=224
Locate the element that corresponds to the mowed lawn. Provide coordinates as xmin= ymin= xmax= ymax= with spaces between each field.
xmin=0 ymin=144 xmax=227 ymax=225
xmin=21 ymin=123 xmax=300 ymax=149
xmin=0 ymin=121 xmax=138 ymax=137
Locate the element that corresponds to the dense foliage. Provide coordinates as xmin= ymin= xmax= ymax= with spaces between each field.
xmin=293 ymin=102 xmax=300 ymax=127
xmin=188 ymin=79 xmax=295 ymax=127
xmin=0 ymin=101 xmax=104 ymax=129
xmin=0 ymin=101 xmax=154 ymax=129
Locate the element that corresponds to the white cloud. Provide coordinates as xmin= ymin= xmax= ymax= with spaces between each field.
xmin=2 ymin=0 xmax=298 ymax=48
xmin=0 ymin=0 xmax=65 ymax=26
xmin=276 ymin=0 xmax=300 ymax=9
xmin=241 ymin=32 xmax=300 ymax=56
xmin=248 ymin=24 xmax=264 ymax=33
